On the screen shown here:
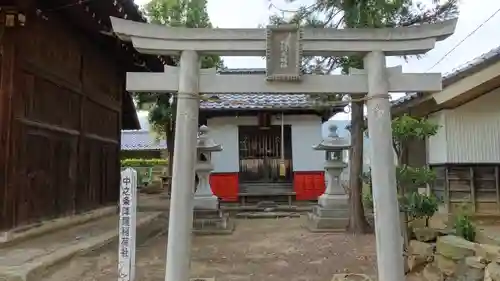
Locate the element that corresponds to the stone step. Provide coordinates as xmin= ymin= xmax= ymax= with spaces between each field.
xmin=192 ymin=211 xmax=234 ymax=236
xmin=221 ymin=204 xmax=314 ymax=214
xmin=0 ymin=212 xmax=165 ymax=281
xmin=236 ymin=211 xmax=301 ymax=219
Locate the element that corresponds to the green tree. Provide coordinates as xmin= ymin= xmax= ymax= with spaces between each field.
xmin=270 ymin=0 xmax=458 ymax=234
xmin=363 ymin=114 xmax=440 ymax=247
xmin=137 ymin=0 xmax=225 ymax=177
xmin=392 ymin=114 xmax=440 ymax=247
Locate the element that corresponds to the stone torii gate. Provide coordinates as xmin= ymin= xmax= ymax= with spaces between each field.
xmin=110 ymin=17 xmax=457 ymax=281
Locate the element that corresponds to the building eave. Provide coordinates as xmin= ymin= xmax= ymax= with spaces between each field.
xmin=391 ymin=46 xmax=500 ymax=115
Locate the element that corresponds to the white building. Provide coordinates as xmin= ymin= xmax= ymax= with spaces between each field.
xmin=392 ymin=46 xmax=500 ymax=214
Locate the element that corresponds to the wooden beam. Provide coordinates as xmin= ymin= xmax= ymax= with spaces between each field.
xmin=19 ymin=118 xmax=80 ymax=136
xmin=0 ymin=24 xmax=16 ymax=230
xmin=470 ymin=167 xmax=476 ymax=213
xmin=444 ymin=166 xmax=450 ymax=212
xmin=496 ymin=166 xmax=500 ymax=212
xmin=126 ymin=68 xmax=442 ymax=94
xmin=433 ymin=59 xmax=500 ymax=105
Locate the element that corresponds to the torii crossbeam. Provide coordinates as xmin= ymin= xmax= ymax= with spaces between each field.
xmin=126 ymin=65 xmax=442 ymax=94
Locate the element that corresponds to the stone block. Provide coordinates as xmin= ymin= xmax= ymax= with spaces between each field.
xmin=408 ymin=217 xmax=427 ymax=229
xmin=408 ymin=240 xmax=435 ymax=258
xmin=256 ymin=201 xmax=278 ymax=209
xmin=194 ymin=195 xmax=219 ymax=210
xmin=485 ymin=261 xmax=500 ymax=281
xmin=312 ymin=205 xmax=350 ymax=218
xmin=406 ymin=254 xmax=427 ymax=272
xmin=428 ymin=213 xmax=451 ymax=230
xmin=306 ymin=212 xmax=349 ymax=232
xmin=436 ymin=235 xmax=476 ymax=260
xmin=475 ymin=243 xmax=500 ymax=262
xmin=434 ymin=254 xmax=458 ymax=276
xmin=458 ymin=256 xmax=487 ymax=281
xmin=192 ymin=209 xmax=234 ymax=235
xmin=406 ymin=240 xmax=435 ymax=272
xmin=414 ymin=227 xmax=439 ymax=242
xmin=235 ymin=211 xmax=300 ymax=219
xmin=422 ymin=263 xmax=444 ymax=281
xmin=318 ymin=194 xmax=349 ymax=209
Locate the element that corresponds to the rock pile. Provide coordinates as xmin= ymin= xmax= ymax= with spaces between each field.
xmin=406 ymin=234 xmax=500 ymax=280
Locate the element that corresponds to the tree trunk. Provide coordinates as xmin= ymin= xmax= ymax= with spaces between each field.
xmin=167 ymin=96 xmax=178 ymax=176
xmin=166 ymin=120 xmax=175 ymax=177
xmin=347 ymin=97 xmax=372 ymax=234
xmin=165 ymin=97 xmax=177 ymax=197
xmin=396 ymin=144 xmax=410 ymax=250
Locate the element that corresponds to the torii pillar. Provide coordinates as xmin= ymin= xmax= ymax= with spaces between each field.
xmin=110 ymin=17 xmax=457 ymax=281
xmin=164 ymin=50 xmax=199 ymax=281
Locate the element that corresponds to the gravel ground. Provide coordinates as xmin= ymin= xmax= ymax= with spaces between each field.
xmin=40 ymin=216 xmax=378 ymax=281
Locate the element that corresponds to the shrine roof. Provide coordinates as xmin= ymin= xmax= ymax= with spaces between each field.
xmin=199 ymin=69 xmax=334 ymax=111
xmin=200 ymin=93 xmax=320 ymax=110
xmin=121 ymin=130 xmax=167 ymax=151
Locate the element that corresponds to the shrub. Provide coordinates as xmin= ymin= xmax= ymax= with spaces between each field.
xmin=454 ymin=214 xmax=476 ymax=242
xmin=400 ymin=192 xmax=439 ymax=226
xmin=121 ymin=158 xmax=168 ymax=167
xmin=452 ymin=200 xmax=476 ymax=242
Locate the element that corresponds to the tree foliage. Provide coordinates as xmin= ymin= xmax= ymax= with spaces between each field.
xmin=362 ymin=114 xmax=440 ymax=248
xmin=137 ymin=0 xmax=224 ymax=176
xmin=269 ymin=0 xmax=458 ymax=234
xmin=144 ymin=0 xmax=224 ymax=69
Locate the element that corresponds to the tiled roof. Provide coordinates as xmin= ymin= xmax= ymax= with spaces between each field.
xmin=200 ymin=93 xmax=321 ymax=110
xmin=199 ymin=69 xmax=330 ymax=111
xmin=391 ymin=92 xmax=421 ymax=106
xmin=392 ymin=46 xmax=500 ymax=106
xmin=121 ymin=130 xmax=167 ymax=151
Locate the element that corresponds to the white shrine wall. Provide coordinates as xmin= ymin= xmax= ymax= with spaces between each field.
xmin=206 ymin=114 xmax=324 ymax=173
xmin=427 ymin=86 xmax=500 ymax=164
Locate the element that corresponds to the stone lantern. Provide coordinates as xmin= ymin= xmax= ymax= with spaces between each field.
xmin=192 ymin=125 xmax=233 ymax=234
xmin=307 ymin=124 xmax=351 ymax=231
xmin=194 ymin=125 xmax=222 ymax=210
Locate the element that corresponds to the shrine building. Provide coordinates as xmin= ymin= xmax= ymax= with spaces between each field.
xmin=198 ymin=69 xmax=343 ymax=203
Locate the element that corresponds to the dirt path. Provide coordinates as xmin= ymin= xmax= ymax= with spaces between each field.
xmin=40 ymin=217 xmax=377 ymax=281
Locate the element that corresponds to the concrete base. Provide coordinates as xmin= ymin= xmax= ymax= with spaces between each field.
xmin=194 ymin=195 xmax=219 ymax=210
xmin=0 ymin=206 xmax=117 ymax=246
xmin=0 ymin=212 xmax=164 ymax=281
xmin=192 ymin=209 xmax=234 ymax=235
xmin=318 ymin=193 xmax=348 ymax=209
xmin=306 ymin=204 xmax=349 ymax=232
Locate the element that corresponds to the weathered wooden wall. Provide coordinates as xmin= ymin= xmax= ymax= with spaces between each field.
xmin=0 ymin=11 xmax=123 ymax=230
xmin=432 ymin=164 xmax=500 ymax=214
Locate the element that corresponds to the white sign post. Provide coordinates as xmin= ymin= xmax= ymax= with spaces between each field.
xmin=118 ymin=168 xmax=138 ymax=281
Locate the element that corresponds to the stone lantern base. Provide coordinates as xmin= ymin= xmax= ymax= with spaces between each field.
xmin=193 ymin=209 xmax=235 ymax=235
xmin=306 ymin=194 xmax=350 ymax=232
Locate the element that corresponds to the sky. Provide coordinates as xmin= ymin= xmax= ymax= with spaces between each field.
xmin=133 ymin=0 xmax=500 ymax=121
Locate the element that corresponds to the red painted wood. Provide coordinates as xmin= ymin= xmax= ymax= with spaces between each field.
xmin=293 ymin=171 xmax=326 ymax=201
xmin=210 ymin=173 xmax=239 ymax=202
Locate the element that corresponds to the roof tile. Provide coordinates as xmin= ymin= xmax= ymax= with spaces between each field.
xmin=121 ymin=130 xmax=167 ymax=151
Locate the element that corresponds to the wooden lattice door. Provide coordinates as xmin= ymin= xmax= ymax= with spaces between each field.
xmin=238 ymin=125 xmax=292 ymax=183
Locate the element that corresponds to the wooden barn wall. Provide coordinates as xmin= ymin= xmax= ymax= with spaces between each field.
xmin=0 ymin=14 xmax=122 ymax=230
xmin=431 ymin=165 xmax=500 ymax=214
xmin=0 ymin=11 xmax=17 ymax=231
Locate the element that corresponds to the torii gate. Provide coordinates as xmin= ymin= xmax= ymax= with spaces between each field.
xmin=110 ymin=17 xmax=457 ymax=281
